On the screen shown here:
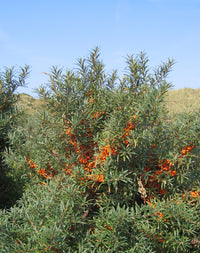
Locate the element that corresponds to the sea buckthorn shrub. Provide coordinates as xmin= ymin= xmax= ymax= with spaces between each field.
xmin=1 ymin=48 xmax=199 ymax=252
xmin=0 ymin=65 xmax=29 ymax=208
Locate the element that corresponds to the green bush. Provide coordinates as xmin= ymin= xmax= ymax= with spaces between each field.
xmin=0 ymin=65 xmax=29 ymax=208
xmin=1 ymin=48 xmax=199 ymax=252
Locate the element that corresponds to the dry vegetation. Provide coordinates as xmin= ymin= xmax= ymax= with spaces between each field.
xmin=17 ymin=93 xmax=46 ymax=114
xmin=164 ymin=88 xmax=200 ymax=114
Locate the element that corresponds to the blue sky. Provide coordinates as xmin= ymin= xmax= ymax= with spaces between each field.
xmin=0 ymin=0 xmax=200 ymax=97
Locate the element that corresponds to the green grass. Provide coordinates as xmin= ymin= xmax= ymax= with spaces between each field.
xmin=17 ymin=88 xmax=200 ymax=115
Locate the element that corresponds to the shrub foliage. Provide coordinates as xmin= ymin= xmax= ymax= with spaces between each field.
xmin=0 ymin=65 xmax=29 ymax=208
xmin=0 ymin=48 xmax=199 ymax=252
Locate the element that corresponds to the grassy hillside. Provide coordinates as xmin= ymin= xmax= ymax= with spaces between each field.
xmin=17 ymin=88 xmax=200 ymax=115
xmin=16 ymin=93 xmax=46 ymax=114
xmin=164 ymin=88 xmax=200 ymax=114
